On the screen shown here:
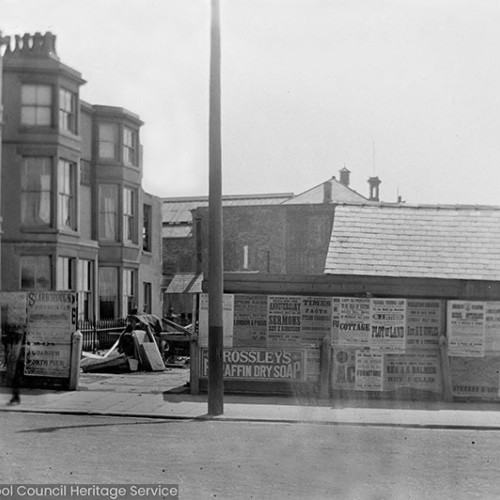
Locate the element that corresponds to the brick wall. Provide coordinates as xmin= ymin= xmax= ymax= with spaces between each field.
xmin=195 ymin=204 xmax=335 ymax=276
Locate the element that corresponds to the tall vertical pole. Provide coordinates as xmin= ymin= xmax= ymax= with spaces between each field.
xmin=208 ymin=0 xmax=224 ymax=416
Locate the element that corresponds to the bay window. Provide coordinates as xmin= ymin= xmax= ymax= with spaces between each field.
xmin=58 ymin=159 xmax=76 ymax=230
xmin=99 ymin=184 xmax=118 ymax=241
xmin=123 ymin=188 xmax=137 ymax=243
xmin=59 ymin=88 xmax=77 ymax=133
xmin=21 ymin=157 xmax=52 ymax=227
xmin=98 ymin=123 xmax=118 ymax=160
xmin=20 ymin=256 xmax=51 ymax=290
xmin=21 ymin=84 xmax=52 ymax=126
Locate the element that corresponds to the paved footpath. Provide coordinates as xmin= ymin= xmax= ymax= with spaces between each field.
xmin=2 ymin=368 xmax=500 ymax=430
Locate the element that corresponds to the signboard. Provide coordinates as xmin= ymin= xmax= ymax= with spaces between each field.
xmin=200 ymin=348 xmax=305 ymax=381
xmin=24 ymin=291 xmax=76 ymax=378
xmin=370 ymin=299 xmax=406 ymax=352
xmin=198 ymin=293 xmax=234 ymax=348
xmin=355 ymin=350 xmax=383 ymax=391
xmin=233 ymin=294 xmax=267 ymax=347
xmin=338 ymin=297 xmax=371 ymax=347
xmin=331 ymin=347 xmax=356 ymax=390
xmin=450 ymin=357 xmax=500 ymax=399
xmin=448 ymin=301 xmax=485 ymax=357
xmin=267 ymin=295 xmax=302 ymax=347
xmin=24 ymin=344 xmax=72 ymax=377
xmin=384 ymin=352 xmax=441 ymax=392
xmin=406 ymin=300 xmax=442 ymax=350
xmin=300 ymin=296 xmax=332 ymax=345
xmin=484 ymin=302 xmax=500 ymax=355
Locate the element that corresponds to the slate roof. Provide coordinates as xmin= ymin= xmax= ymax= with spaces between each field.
xmin=324 ymin=203 xmax=500 ymax=281
xmin=162 ymin=193 xmax=293 ymax=225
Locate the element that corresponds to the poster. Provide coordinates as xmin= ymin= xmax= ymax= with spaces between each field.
xmin=450 ymin=357 xmax=500 ymax=399
xmin=198 ymin=293 xmax=234 ymax=348
xmin=331 ymin=297 xmax=340 ymax=345
xmin=331 ymin=347 xmax=356 ymax=390
xmin=384 ymin=352 xmax=441 ymax=392
xmin=25 ymin=291 xmax=76 ymax=378
xmin=201 ymin=348 xmax=305 ymax=381
xmin=355 ymin=350 xmax=383 ymax=391
xmin=484 ymin=302 xmax=500 ymax=355
xmin=338 ymin=297 xmax=371 ymax=347
xmin=233 ymin=294 xmax=267 ymax=347
xmin=370 ymin=298 xmax=406 ymax=352
xmin=405 ymin=300 xmax=442 ymax=350
xmin=267 ymin=295 xmax=302 ymax=347
xmin=300 ymin=296 xmax=332 ymax=345
xmin=447 ymin=301 xmax=485 ymax=357
xmin=302 ymin=344 xmax=320 ymax=382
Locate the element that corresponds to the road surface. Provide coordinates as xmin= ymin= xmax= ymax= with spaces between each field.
xmin=0 ymin=412 xmax=499 ymax=499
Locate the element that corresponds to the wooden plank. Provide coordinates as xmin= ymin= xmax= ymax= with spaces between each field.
xmin=139 ymin=342 xmax=165 ymax=372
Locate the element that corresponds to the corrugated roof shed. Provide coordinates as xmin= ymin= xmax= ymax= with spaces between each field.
xmin=165 ymin=273 xmax=203 ymax=294
xmin=162 ymin=193 xmax=293 ymax=225
xmin=325 ymin=204 xmax=500 ymax=281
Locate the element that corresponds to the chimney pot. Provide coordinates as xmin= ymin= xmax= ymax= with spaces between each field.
xmin=368 ymin=176 xmax=381 ymax=201
xmin=339 ymin=167 xmax=351 ymax=187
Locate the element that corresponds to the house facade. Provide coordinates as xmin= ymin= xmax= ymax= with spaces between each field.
xmin=0 ymin=32 xmax=162 ymax=320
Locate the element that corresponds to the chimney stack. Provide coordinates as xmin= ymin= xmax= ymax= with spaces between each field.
xmin=339 ymin=167 xmax=350 ymax=187
xmin=368 ymin=176 xmax=381 ymax=201
xmin=323 ymin=180 xmax=333 ymax=204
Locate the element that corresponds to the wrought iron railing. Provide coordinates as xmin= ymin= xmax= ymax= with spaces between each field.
xmin=78 ymin=318 xmax=127 ymax=352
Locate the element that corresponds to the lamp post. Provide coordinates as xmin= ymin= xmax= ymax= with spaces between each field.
xmin=208 ymin=0 xmax=224 ymax=416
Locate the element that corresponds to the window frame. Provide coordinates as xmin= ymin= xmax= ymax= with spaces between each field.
xmin=21 ymin=156 xmax=53 ymax=228
xmin=21 ymin=84 xmax=53 ymax=127
xmin=20 ymin=255 xmax=52 ymax=290
xmin=98 ymin=123 xmax=118 ymax=161
xmin=57 ymin=159 xmax=77 ymax=231
xmin=123 ymin=187 xmax=137 ymax=244
xmin=142 ymin=203 xmax=152 ymax=252
xmin=59 ymin=88 xmax=77 ymax=134
xmin=56 ymin=256 xmax=75 ymax=290
xmin=123 ymin=126 xmax=138 ymax=166
xmin=99 ymin=184 xmax=119 ymax=241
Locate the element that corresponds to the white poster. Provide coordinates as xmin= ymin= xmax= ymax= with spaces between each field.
xmin=355 ymin=350 xmax=383 ymax=391
xmin=447 ymin=301 xmax=485 ymax=357
xmin=198 ymin=293 xmax=234 ymax=348
xmin=406 ymin=300 xmax=442 ymax=350
xmin=370 ymin=298 xmax=406 ymax=353
xmin=338 ymin=297 xmax=371 ymax=347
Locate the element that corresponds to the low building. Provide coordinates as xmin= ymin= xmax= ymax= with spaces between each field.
xmin=193 ymin=202 xmax=500 ymax=400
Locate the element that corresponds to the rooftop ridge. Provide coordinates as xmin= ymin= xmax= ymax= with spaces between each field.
xmin=162 ymin=192 xmax=294 ymax=202
xmin=335 ymin=201 xmax=500 ymax=211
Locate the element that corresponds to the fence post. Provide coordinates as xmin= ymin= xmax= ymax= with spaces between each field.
xmin=69 ymin=330 xmax=83 ymax=390
xmin=319 ymin=335 xmax=331 ymax=399
xmin=439 ymin=335 xmax=453 ymax=402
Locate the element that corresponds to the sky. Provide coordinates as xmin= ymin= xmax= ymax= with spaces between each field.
xmin=2 ymin=0 xmax=500 ymax=205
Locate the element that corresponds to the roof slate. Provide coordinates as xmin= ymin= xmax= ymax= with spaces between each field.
xmin=324 ymin=204 xmax=500 ymax=281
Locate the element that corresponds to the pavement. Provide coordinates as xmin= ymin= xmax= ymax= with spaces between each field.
xmin=2 ymin=366 xmax=500 ymax=429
